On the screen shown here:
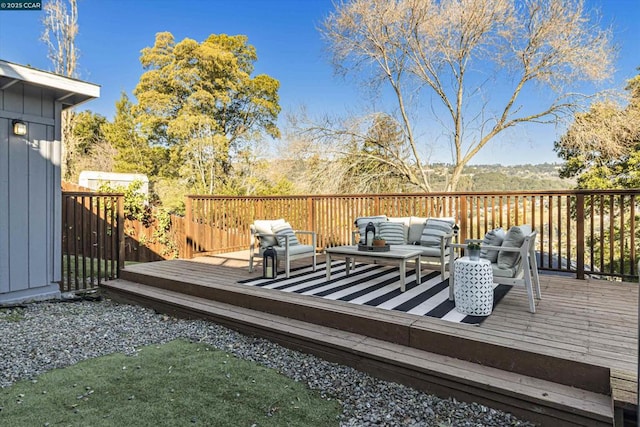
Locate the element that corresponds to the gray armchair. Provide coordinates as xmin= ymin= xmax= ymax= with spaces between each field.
xmin=248 ymin=219 xmax=317 ymax=278
xmin=449 ymin=225 xmax=541 ymax=313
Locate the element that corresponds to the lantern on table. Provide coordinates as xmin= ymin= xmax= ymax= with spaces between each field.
xmin=263 ymin=246 xmax=277 ymax=279
xmin=365 ymin=222 xmax=376 ymax=246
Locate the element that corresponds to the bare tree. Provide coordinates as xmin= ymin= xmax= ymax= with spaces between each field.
xmin=41 ymin=0 xmax=79 ymax=180
xmin=321 ymin=0 xmax=615 ymax=191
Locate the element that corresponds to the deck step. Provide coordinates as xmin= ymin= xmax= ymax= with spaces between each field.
xmin=103 ymin=278 xmax=614 ymax=427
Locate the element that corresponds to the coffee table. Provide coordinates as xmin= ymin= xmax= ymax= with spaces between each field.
xmin=325 ymin=245 xmax=422 ymax=291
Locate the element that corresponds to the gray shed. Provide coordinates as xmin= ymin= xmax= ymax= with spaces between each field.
xmin=0 ymin=59 xmax=100 ymax=304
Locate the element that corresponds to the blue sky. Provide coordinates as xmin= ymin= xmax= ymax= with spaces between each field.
xmin=0 ymin=0 xmax=638 ymax=165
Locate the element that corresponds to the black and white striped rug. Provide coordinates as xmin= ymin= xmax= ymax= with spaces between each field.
xmin=238 ymin=261 xmax=511 ymax=325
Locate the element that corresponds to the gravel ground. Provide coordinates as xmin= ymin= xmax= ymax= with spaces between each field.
xmin=0 ymin=297 xmax=536 ymax=426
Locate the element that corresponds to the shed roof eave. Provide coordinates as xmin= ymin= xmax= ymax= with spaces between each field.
xmin=0 ymin=59 xmax=100 ymax=107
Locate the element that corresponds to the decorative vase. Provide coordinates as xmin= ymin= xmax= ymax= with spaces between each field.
xmin=468 ymin=249 xmax=480 ymax=261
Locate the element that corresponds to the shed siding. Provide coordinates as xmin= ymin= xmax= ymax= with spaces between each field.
xmin=1 ymin=115 xmax=58 ymax=294
xmin=42 ymin=91 xmax=54 ymax=119
xmin=0 ymin=119 xmax=8 ymax=293
xmin=50 ymin=112 xmax=61 ymax=283
xmin=8 ymin=120 xmax=29 ymax=291
xmin=24 ymin=85 xmax=42 ymax=116
xmin=4 ymin=83 xmax=22 ymax=113
xmin=28 ymin=123 xmax=50 ymax=287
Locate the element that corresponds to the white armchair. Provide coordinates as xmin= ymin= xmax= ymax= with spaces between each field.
xmin=449 ymin=225 xmax=541 ymax=313
xmin=248 ymin=219 xmax=317 ymax=278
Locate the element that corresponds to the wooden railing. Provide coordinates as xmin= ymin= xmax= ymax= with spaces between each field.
xmin=61 ymin=192 xmax=125 ymax=291
xmin=60 ymin=190 xmax=639 ymax=286
xmin=185 ymin=190 xmax=640 ymax=281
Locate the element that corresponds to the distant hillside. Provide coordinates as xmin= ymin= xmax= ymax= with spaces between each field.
xmin=430 ymin=163 xmax=575 ymax=191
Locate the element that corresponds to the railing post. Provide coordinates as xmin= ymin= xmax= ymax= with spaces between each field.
xmin=185 ymin=196 xmax=193 ymax=259
xmin=576 ymin=193 xmax=585 ymax=280
xmin=459 ymin=195 xmax=468 ymax=243
xmin=307 ymin=196 xmax=315 ymax=248
xmin=117 ymin=195 xmax=125 ymax=275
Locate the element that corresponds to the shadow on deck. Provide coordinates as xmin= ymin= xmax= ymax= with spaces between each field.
xmin=103 ymin=251 xmax=639 ymax=426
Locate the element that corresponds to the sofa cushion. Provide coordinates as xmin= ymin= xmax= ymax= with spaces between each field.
xmin=378 ymin=221 xmax=407 ymax=245
xmin=272 ymin=222 xmax=300 ymax=246
xmin=254 ymin=219 xmax=285 ymax=247
xmin=418 ymin=245 xmax=445 ymax=257
xmin=355 ymin=215 xmax=388 ymax=243
xmin=408 ymin=216 xmax=429 ymax=243
xmin=480 ymin=228 xmax=506 ymax=262
xmin=420 ymin=218 xmax=455 ymax=247
xmin=497 ymin=225 xmax=532 ymax=269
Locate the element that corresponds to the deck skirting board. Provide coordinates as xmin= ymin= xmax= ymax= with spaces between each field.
xmin=120 ymin=268 xmax=611 ymax=395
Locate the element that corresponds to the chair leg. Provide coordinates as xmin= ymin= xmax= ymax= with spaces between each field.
xmin=312 ymin=252 xmax=316 ymax=272
xmin=285 ymin=258 xmax=290 ymax=278
xmin=524 ymin=269 xmax=536 ymax=313
xmin=532 ymin=267 xmax=542 ymax=299
xmin=249 ymin=249 xmax=254 ymax=273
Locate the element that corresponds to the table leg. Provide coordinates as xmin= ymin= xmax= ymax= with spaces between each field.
xmin=345 ymin=257 xmax=352 ymax=275
xmin=400 ymin=259 xmax=406 ymax=292
xmin=416 ymin=255 xmax=421 ymax=284
xmin=325 ymin=253 xmax=332 ymax=281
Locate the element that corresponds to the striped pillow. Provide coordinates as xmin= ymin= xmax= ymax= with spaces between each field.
xmin=354 ymin=215 xmax=387 ymax=243
xmin=378 ymin=221 xmax=406 ymax=245
xmin=272 ymin=222 xmax=300 ymax=246
xmin=420 ymin=218 xmax=454 ymax=247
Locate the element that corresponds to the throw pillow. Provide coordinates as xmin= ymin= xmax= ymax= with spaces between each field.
xmin=420 ymin=218 xmax=455 ymax=247
xmin=378 ymin=221 xmax=406 ymax=245
xmin=272 ymin=222 xmax=300 ymax=247
xmin=354 ymin=215 xmax=388 ymax=243
xmin=480 ymin=228 xmax=506 ymax=263
xmin=497 ymin=225 xmax=532 ymax=269
xmin=254 ymin=219 xmax=285 ymax=247
xmin=408 ymin=216 xmax=429 ymax=244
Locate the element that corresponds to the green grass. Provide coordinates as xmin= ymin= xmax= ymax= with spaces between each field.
xmin=0 ymin=307 xmax=25 ymax=322
xmin=0 ymin=340 xmax=341 ymax=426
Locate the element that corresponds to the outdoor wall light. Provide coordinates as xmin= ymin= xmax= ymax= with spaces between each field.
xmin=12 ymin=120 xmax=27 ymax=136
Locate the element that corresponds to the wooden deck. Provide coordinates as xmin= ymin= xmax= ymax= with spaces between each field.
xmin=103 ymin=251 xmax=639 ymax=426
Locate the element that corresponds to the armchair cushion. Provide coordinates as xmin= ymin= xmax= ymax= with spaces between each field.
xmin=266 ymin=244 xmax=315 ymax=256
xmin=378 ymin=221 xmax=407 ymax=245
xmin=497 ymin=225 xmax=532 ymax=269
xmin=480 ymin=228 xmax=506 ymax=262
xmin=420 ymin=218 xmax=455 ymax=247
xmin=419 ymin=245 xmax=444 ymax=257
xmin=272 ymin=222 xmax=300 ymax=246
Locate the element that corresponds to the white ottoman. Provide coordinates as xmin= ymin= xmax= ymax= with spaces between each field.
xmin=453 ymin=256 xmax=494 ymax=316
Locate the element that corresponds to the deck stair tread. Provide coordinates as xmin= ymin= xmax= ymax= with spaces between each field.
xmin=104 ymin=278 xmax=614 ymax=425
